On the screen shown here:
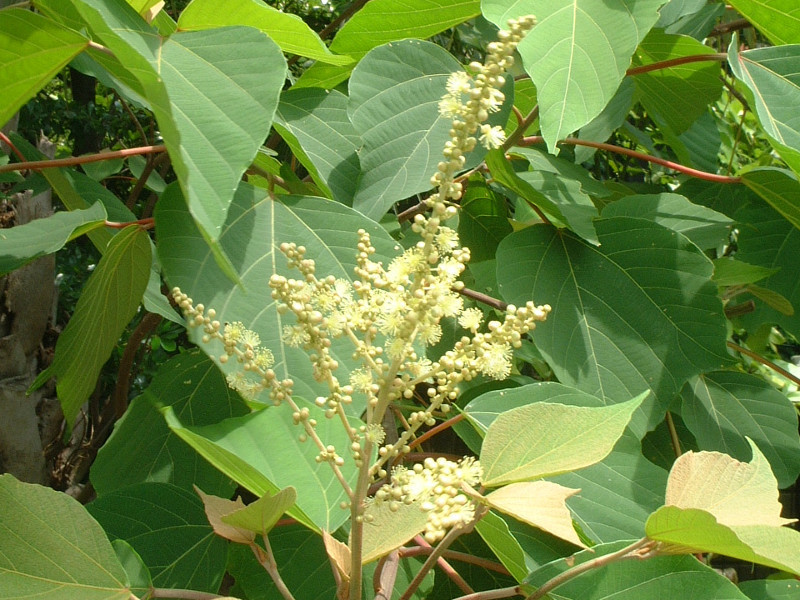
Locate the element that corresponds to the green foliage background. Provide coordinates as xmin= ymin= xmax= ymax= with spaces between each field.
xmin=1 ymin=0 xmax=799 ymax=599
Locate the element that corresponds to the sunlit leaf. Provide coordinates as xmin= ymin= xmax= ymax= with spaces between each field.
xmin=295 ymin=0 xmax=480 ymax=89
xmin=274 ymin=88 xmax=361 ymax=205
xmin=663 ymin=439 xmax=793 ymax=527
xmin=483 ymin=0 xmax=664 ymax=150
xmin=0 ymin=9 xmax=88 ymax=129
xmin=630 ymin=30 xmax=722 ymax=134
xmin=178 ymin=0 xmax=352 ymax=65
xmin=486 ymin=481 xmax=586 ymax=548
xmin=0 ymin=474 xmax=130 ymax=600
xmin=480 ymin=394 xmax=644 ymax=487
xmin=726 ymin=0 xmax=800 ymax=45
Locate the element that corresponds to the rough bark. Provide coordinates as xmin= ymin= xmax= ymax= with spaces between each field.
xmin=0 ymin=135 xmax=59 ymax=484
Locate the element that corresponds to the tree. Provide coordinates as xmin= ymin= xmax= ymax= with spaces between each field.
xmin=0 ymin=1 xmax=799 ymax=600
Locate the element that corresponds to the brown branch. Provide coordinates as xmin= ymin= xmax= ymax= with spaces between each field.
xmin=520 ymin=136 xmax=742 ymax=184
xmin=407 ymin=413 xmax=465 ymax=450
xmin=625 ymin=54 xmax=726 ymax=76
xmin=0 ymin=145 xmax=166 ymax=173
xmin=105 ymin=218 xmax=155 ymax=230
xmin=411 ymin=535 xmax=474 ymax=595
xmin=457 ymin=287 xmax=508 ymax=311
xmin=664 ymin=412 xmax=682 ymax=458
xmin=400 ymin=545 xmax=511 ymax=575
xmin=114 ymin=311 xmax=163 ymax=419
xmin=727 ymin=341 xmax=800 ymax=387
xmin=709 ymin=18 xmax=752 ymax=37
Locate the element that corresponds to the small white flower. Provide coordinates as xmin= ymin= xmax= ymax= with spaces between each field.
xmin=479 ymin=124 xmax=506 ymax=149
xmin=446 ymin=71 xmax=472 ymax=95
xmin=438 ymin=94 xmax=463 ymax=119
xmin=458 ymin=307 xmax=483 ymax=332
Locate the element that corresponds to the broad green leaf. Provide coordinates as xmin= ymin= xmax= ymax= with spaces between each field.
xmin=645 ymin=507 xmax=800 ymax=575
xmin=485 ymin=149 xmax=568 ymax=227
xmin=0 ymin=202 xmax=106 ymax=276
xmin=742 ymin=168 xmax=800 ymax=232
xmin=551 ymin=432 xmax=668 ymax=543
xmin=347 ymin=40 xmax=461 ymax=220
xmin=227 ymin=529 xmax=336 ymax=600
xmin=91 ymin=350 xmax=247 ymax=497
xmin=274 ymin=88 xmax=361 ymax=205
xmin=600 ymin=193 xmax=733 ymax=250
xmin=734 ymin=203 xmax=800 ymax=337
xmin=32 ymin=226 xmax=151 ymax=427
xmin=712 ymin=258 xmax=779 ymax=286
xmin=156 ymin=183 xmax=399 ymax=408
xmin=664 ymin=110 xmax=723 ymax=173
xmin=47 ymin=0 xmax=287 ymax=253
xmin=676 ymin=177 xmax=760 ymax=220
xmin=458 ymin=180 xmax=513 ymax=262
xmin=747 ymin=284 xmax=795 ymax=316
xmin=739 ymin=580 xmax=800 ymax=600
xmin=474 ymin=511 xmax=529 ymax=582
xmin=80 ymin=157 xmax=124 ymax=182
xmin=483 ymin=0 xmax=665 ymax=150
xmin=295 ymin=0 xmax=481 ymax=89
xmin=165 ymin=402 xmax=358 ymax=532
xmin=362 ymin=498 xmax=430 ymax=563
xmin=111 ymin=540 xmax=150 ymax=600
xmin=726 ymin=0 xmax=800 ymax=45
xmin=728 ymin=40 xmax=800 ymax=176
xmin=88 ymin=483 xmax=228 ymax=592
xmin=466 ymin=383 xmax=667 ymax=541
xmin=516 ymin=170 xmax=599 ymax=244
xmin=0 ymin=9 xmax=88 ymax=129
xmin=511 ymin=147 xmax=611 ymax=199
xmin=480 ymin=394 xmax=644 ymax=487
xmin=222 ymin=487 xmax=298 ymax=536
xmin=177 ymin=0 xmax=351 ymax=65
xmin=663 ymin=440 xmax=793 ymax=528
xmin=630 ymin=30 xmax=722 ymax=134
xmin=680 ymin=372 xmax=800 ymax=488
xmin=525 ymin=540 xmax=750 ymax=600
xmin=496 ymin=218 xmax=732 ymax=435
xmin=573 ymin=78 xmax=636 ymax=163
xmin=0 ymin=474 xmax=130 ymax=600
xmin=486 ymin=481 xmax=586 ymax=548
xmin=657 ymin=0 xmax=708 ymax=30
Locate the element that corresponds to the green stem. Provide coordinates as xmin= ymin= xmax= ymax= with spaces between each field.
xmin=452 ymin=586 xmax=523 ymax=600
xmin=348 ymin=438 xmax=374 ymax=600
xmin=524 ymin=538 xmax=654 ymax=600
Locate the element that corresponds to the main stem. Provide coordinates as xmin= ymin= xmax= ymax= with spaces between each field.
xmin=349 ymin=438 xmax=374 ymax=600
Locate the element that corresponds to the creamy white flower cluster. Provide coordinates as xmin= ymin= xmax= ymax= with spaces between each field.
xmin=372 ymin=457 xmax=483 ymax=543
xmin=173 ymin=15 xmax=544 ymax=544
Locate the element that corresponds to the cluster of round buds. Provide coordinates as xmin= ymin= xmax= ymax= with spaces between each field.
xmin=372 ymin=457 xmax=483 ymax=543
xmin=430 ymin=15 xmax=537 ymax=207
xmin=171 ymin=288 xmax=293 ymax=405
